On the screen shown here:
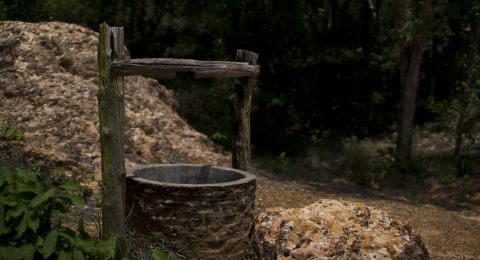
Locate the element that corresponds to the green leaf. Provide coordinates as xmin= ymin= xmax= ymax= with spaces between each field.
xmin=2 ymin=246 xmax=20 ymax=260
xmin=31 ymin=189 xmax=55 ymax=207
xmin=42 ymin=230 xmax=58 ymax=258
xmin=8 ymin=205 xmax=25 ymax=218
xmin=72 ymin=249 xmax=84 ymax=260
xmin=77 ymin=218 xmax=90 ymax=240
xmin=0 ymin=196 xmax=18 ymax=207
xmin=115 ymin=236 xmax=127 ymax=260
xmin=28 ymin=215 xmax=40 ymax=232
xmin=15 ymin=168 xmax=38 ymax=183
xmin=35 ymin=236 xmax=44 ymax=248
xmin=20 ymin=244 xmax=35 ymax=260
xmin=151 ymin=249 xmax=170 ymax=260
xmin=0 ymin=205 xmax=5 ymax=235
xmin=14 ymin=211 xmax=28 ymax=238
xmin=59 ymin=181 xmax=80 ymax=191
xmin=59 ymin=251 xmax=73 ymax=260
xmin=61 ymin=193 xmax=85 ymax=207
xmin=0 ymin=247 xmax=6 ymax=259
xmin=17 ymin=183 xmax=40 ymax=193
xmin=58 ymin=228 xmax=76 ymax=243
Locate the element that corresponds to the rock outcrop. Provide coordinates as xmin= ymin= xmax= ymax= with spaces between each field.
xmin=254 ymin=199 xmax=429 ymax=259
xmin=0 ymin=21 xmax=230 ymax=177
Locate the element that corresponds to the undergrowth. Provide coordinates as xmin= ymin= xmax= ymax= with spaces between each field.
xmin=0 ymin=167 xmax=123 ymax=259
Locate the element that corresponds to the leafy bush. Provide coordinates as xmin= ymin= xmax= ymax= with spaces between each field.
xmin=396 ymin=156 xmax=428 ymax=180
xmin=0 ymin=121 xmax=25 ymax=141
xmin=345 ymin=139 xmax=394 ymax=186
xmin=0 ymin=167 xmax=123 ymax=259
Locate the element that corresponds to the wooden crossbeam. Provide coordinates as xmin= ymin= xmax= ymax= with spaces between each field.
xmin=111 ymin=58 xmax=260 ymax=78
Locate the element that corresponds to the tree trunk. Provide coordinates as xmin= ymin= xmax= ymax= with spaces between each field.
xmin=454 ymin=88 xmax=468 ymax=158
xmin=397 ymin=44 xmax=424 ymax=160
xmin=396 ymin=0 xmax=432 ymax=161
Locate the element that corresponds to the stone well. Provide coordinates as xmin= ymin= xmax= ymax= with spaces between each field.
xmin=125 ymin=164 xmax=256 ymax=259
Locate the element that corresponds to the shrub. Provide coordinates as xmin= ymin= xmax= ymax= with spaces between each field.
xmin=396 ymin=156 xmax=428 ymax=180
xmin=0 ymin=167 xmax=123 ymax=260
xmin=345 ymin=138 xmax=394 ymax=186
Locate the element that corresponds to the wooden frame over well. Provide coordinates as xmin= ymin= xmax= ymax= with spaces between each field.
xmin=97 ymin=22 xmax=259 ymax=237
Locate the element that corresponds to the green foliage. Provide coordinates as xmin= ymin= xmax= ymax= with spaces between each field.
xmin=438 ymin=174 xmax=455 ymax=185
xmin=396 ymin=157 xmax=428 ymax=180
xmin=276 ymin=152 xmax=289 ymax=173
xmin=345 ymin=138 xmax=394 ymax=186
xmin=167 ymin=78 xmax=235 ymax=149
xmin=0 ymin=1 xmax=6 ymax=19
xmin=0 ymin=167 xmax=123 ymax=260
xmin=151 ymin=249 xmax=170 ymax=260
xmin=1 ymin=121 xmax=25 ymax=141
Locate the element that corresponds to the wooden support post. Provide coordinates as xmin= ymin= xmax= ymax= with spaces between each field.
xmin=97 ymin=23 xmax=127 ymax=238
xmin=233 ymin=50 xmax=258 ymax=171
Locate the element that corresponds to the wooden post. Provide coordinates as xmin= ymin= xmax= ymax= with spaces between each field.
xmin=233 ymin=50 xmax=258 ymax=171
xmin=97 ymin=23 xmax=127 ymax=238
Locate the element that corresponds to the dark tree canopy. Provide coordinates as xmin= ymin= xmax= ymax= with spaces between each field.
xmin=1 ymin=0 xmax=479 ymax=155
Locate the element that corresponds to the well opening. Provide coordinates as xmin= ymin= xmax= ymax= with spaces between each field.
xmin=131 ymin=164 xmax=247 ymax=185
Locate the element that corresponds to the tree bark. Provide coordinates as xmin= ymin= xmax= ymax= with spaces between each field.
xmin=233 ymin=50 xmax=258 ymax=171
xmin=396 ymin=0 xmax=432 ymax=161
xmin=97 ymin=23 xmax=127 ymax=238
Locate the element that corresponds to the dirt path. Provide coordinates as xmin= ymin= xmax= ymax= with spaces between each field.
xmin=255 ymin=173 xmax=480 ymax=259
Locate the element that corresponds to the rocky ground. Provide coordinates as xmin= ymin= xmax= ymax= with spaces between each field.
xmin=0 ymin=21 xmax=479 ymax=259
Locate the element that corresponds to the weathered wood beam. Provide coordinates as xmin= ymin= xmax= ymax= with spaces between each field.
xmin=111 ymin=58 xmax=260 ymax=79
xmin=232 ymin=50 xmax=258 ymax=171
xmin=97 ymin=23 xmax=127 ymax=239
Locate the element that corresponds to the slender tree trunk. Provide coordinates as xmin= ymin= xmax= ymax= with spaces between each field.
xmin=396 ymin=0 xmax=432 ymax=161
xmin=397 ymin=44 xmax=424 ymax=160
xmin=454 ymin=88 xmax=468 ymax=157
xmin=454 ymin=63 xmax=478 ymax=157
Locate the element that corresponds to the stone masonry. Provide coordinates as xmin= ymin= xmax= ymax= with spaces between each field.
xmin=126 ymin=164 xmax=256 ymax=259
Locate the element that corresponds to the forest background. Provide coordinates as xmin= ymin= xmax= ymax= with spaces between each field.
xmin=2 ymin=0 xmax=479 ymax=183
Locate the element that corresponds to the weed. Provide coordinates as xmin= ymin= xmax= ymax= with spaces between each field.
xmin=0 ymin=121 xmax=26 ymax=141
xmin=125 ymin=229 xmax=183 ymax=260
xmin=277 ymin=152 xmax=288 ymax=172
xmin=438 ymin=174 xmax=455 ymax=185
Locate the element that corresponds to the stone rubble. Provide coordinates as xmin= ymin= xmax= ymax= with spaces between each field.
xmin=254 ymin=199 xmax=429 ymax=259
xmin=0 ymin=21 xmax=230 ymax=179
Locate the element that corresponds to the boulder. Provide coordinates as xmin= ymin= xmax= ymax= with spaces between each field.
xmin=254 ymin=199 xmax=429 ymax=259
